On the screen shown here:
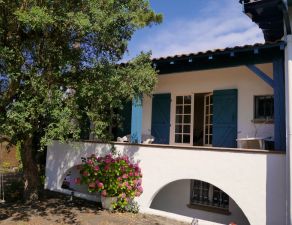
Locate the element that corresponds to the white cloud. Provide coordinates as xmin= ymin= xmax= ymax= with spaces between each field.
xmin=129 ymin=1 xmax=264 ymax=59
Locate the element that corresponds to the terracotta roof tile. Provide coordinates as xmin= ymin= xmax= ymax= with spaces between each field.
xmin=152 ymin=40 xmax=284 ymax=62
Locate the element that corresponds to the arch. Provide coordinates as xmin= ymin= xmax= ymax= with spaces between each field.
xmin=147 ymin=177 xmax=251 ymax=225
xmin=58 ymin=164 xmax=100 ymax=202
xmin=59 ymin=164 xmax=86 ymax=193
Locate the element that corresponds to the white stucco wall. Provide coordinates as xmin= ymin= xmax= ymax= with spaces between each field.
xmin=142 ymin=64 xmax=274 ymax=145
xmin=45 ymin=141 xmax=285 ymax=225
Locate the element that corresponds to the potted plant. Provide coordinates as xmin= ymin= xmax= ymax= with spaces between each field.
xmin=75 ymin=153 xmax=143 ymax=211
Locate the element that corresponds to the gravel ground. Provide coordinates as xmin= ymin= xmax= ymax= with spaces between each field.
xmin=0 ymin=192 xmax=188 ymax=225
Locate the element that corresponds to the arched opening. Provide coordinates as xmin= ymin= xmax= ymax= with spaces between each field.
xmin=60 ymin=165 xmax=100 ymax=202
xmin=150 ymin=179 xmax=250 ymax=225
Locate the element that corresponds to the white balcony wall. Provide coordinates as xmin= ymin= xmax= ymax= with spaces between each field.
xmin=45 ymin=141 xmax=285 ymax=225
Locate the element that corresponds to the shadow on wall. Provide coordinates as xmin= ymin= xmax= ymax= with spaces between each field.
xmin=60 ymin=165 xmax=101 ymax=202
xmin=45 ymin=142 xmax=113 ymax=195
xmin=150 ymin=179 xmax=250 ymax=225
xmin=266 ymin=154 xmax=286 ymax=225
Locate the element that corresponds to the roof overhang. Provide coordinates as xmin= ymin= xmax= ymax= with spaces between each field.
xmin=153 ymin=41 xmax=285 ymax=75
xmin=240 ymin=0 xmax=289 ymax=42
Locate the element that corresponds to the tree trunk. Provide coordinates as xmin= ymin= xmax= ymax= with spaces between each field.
xmin=21 ymin=137 xmax=40 ymax=201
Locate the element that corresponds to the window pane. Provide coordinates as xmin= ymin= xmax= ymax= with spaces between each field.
xmin=175 ymin=125 xmax=182 ymax=133
xmin=191 ymin=180 xmax=229 ymax=209
xmin=258 ymin=99 xmax=265 ymax=116
xmin=176 ymin=106 xmax=183 ymax=114
xmin=184 ymin=105 xmax=191 ymax=114
xmin=213 ymin=187 xmax=220 ymax=205
xmin=206 ymin=96 xmax=209 ymax=105
xmin=176 ymin=115 xmax=183 ymax=123
xmin=183 ymin=125 xmax=190 ymax=133
xmin=254 ymin=95 xmax=274 ymax=119
xmin=176 ymin=96 xmax=183 ymax=104
xmin=175 ymin=134 xmax=182 ymax=143
xmin=205 ymin=135 xmax=208 ymax=144
xmin=184 ymin=115 xmax=191 ymax=123
xmin=183 ymin=135 xmax=190 ymax=143
xmin=184 ymin=96 xmax=191 ymax=104
xmin=209 ymin=135 xmax=212 ymax=144
xmin=206 ymin=106 xmax=209 ymax=114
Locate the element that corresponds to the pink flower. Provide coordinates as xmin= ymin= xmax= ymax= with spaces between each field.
xmin=101 ymin=190 xmax=107 ymax=197
xmin=137 ymin=186 xmax=143 ymax=193
xmin=87 ymin=159 xmax=93 ymax=165
xmin=74 ymin=177 xmax=81 ymax=184
xmin=129 ymin=172 xmax=133 ymax=177
xmin=104 ymin=165 xmax=110 ymax=170
xmin=122 ymin=174 xmax=128 ymax=179
xmin=134 ymin=172 xmax=139 ymax=177
xmin=120 ymin=193 xmax=126 ymax=198
xmin=137 ymin=179 xmax=142 ymax=185
xmin=94 ymin=166 xmax=99 ymax=171
xmin=135 ymin=191 xmax=141 ymax=197
xmin=89 ymin=182 xmax=96 ymax=188
xmin=97 ymin=182 xmax=104 ymax=189
xmin=121 ymin=156 xmax=129 ymax=163
xmin=83 ymin=171 xmax=89 ymax=177
xmin=127 ymin=186 xmax=132 ymax=191
xmin=117 ymin=177 xmax=122 ymax=181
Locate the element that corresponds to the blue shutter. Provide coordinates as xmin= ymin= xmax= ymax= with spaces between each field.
xmin=213 ymin=89 xmax=238 ymax=148
xmin=131 ymin=96 xmax=143 ymax=143
xmin=151 ymin=94 xmax=171 ymax=144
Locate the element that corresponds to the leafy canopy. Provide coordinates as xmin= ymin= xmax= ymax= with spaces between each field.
xmin=0 ymin=0 xmax=162 ymax=146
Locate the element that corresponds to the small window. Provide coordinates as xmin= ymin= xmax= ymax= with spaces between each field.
xmin=190 ymin=180 xmax=229 ymax=210
xmin=254 ymin=95 xmax=274 ymax=120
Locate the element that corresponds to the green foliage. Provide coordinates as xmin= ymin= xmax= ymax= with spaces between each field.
xmin=1 ymin=161 xmax=11 ymax=169
xmin=15 ymin=6 xmax=55 ymax=29
xmin=124 ymin=199 xmax=140 ymax=213
xmin=0 ymin=0 xmax=161 ymax=191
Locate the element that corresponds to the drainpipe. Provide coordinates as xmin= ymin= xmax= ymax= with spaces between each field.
xmin=285 ymin=35 xmax=292 ymax=225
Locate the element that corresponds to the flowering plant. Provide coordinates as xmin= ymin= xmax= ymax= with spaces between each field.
xmin=76 ymin=153 xmax=143 ymax=209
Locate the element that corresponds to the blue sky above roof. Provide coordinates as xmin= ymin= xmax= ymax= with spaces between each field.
xmin=124 ymin=0 xmax=264 ymax=61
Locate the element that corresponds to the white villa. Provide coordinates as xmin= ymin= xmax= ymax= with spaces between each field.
xmin=45 ymin=1 xmax=292 ymax=225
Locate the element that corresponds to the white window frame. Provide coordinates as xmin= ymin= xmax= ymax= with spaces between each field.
xmin=171 ymin=93 xmax=194 ymax=146
xmin=203 ymin=93 xmax=213 ymax=146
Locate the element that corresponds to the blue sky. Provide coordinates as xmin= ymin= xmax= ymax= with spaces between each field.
xmin=124 ymin=0 xmax=264 ymax=61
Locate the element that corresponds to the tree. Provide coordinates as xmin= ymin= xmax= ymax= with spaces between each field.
xmin=0 ymin=0 xmax=162 ymax=201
